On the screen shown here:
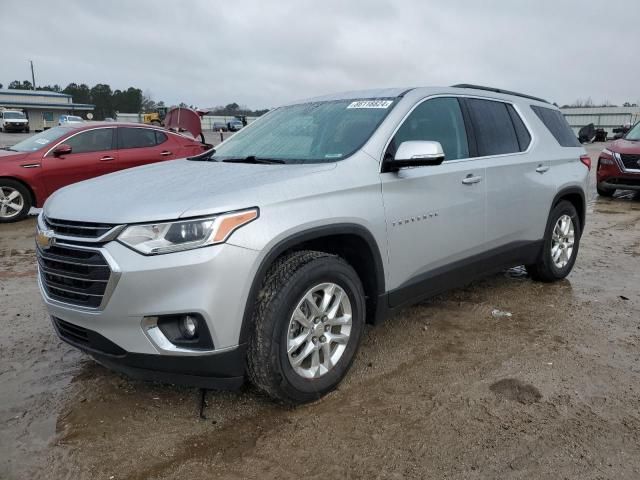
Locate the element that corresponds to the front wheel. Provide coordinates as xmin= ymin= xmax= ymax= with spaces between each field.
xmin=247 ymin=250 xmax=366 ymax=404
xmin=597 ymin=184 xmax=615 ymax=197
xmin=0 ymin=180 xmax=32 ymax=223
xmin=526 ymin=201 xmax=580 ymax=282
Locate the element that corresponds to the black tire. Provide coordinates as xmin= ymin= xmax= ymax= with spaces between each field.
xmin=25 ymin=127 xmax=30 ymax=133
xmin=526 ymin=201 xmax=581 ymax=282
xmin=247 ymin=250 xmax=366 ymax=404
xmin=151 ymin=120 xmax=161 ymax=126
xmin=0 ymin=179 xmax=32 ymax=223
xmin=597 ymin=184 xmax=615 ymax=197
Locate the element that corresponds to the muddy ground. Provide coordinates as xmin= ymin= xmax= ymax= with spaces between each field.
xmin=1 ymin=143 xmax=639 ymax=480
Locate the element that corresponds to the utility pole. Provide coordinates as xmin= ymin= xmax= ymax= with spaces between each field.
xmin=30 ymin=60 xmax=36 ymax=90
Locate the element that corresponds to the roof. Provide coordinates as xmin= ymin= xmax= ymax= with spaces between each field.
xmin=560 ymin=106 xmax=640 ymax=115
xmin=289 ymin=87 xmax=412 ymax=105
xmin=0 ymin=100 xmax=94 ymax=110
xmin=0 ymin=88 xmax=71 ymax=98
xmin=287 ymin=86 xmax=552 ymax=107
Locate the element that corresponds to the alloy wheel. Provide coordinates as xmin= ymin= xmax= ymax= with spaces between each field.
xmin=287 ymin=282 xmax=352 ymax=379
xmin=0 ymin=187 xmax=24 ymax=219
xmin=551 ymin=214 xmax=575 ymax=269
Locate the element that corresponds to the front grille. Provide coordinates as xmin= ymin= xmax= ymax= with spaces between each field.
xmin=44 ymin=217 xmax=117 ymax=238
xmin=52 ymin=317 xmax=126 ymax=356
xmin=38 ymin=244 xmax=112 ymax=308
xmin=619 ymin=153 xmax=640 ymax=171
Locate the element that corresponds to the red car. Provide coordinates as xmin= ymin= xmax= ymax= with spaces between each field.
xmin=597 ymin=121 xmax=640 ymax=197
xmin=0 ymin=123 xmax=207 ymax=222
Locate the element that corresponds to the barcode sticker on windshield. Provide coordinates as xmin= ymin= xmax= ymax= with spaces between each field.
xmin=347 ymin=100 xmax=393 ymax=109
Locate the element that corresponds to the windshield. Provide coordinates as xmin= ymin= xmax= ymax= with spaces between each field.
xmin=9 ymin=127 xmax=69 ymax=152
xmin=624 ymin=122 xmax=640 ymax=141
xmin=3 ymin=111 xmax=26 ymax=119
xmin=65 ymin=116 xmax=83 ymax=122
xmin=211 ymin=98 xmax=397 ymax=163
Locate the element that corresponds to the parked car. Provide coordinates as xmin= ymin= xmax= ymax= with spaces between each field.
xmin=58 ymin=115 xmax=84 ymax=126
xmin=596 ymin=121 xmax=640 ymax=196
xmin=0 ymin=110 xmax=29 ymax=132
xmin=212 ymin=121 xmax=228 ymax=132
xmin=0 ymin=123 xmax=208 ymax=222
xmin=227 ymin=119 xmax=243 ymax=131
xmin=36 ymin=85 xmax=589 ymax=404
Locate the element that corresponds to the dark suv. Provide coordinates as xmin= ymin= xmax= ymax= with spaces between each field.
xmin=597 ymin=122 xmax=640 ymax=196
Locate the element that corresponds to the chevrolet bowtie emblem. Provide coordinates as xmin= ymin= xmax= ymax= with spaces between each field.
xmin=36 ymin=229 xmax=55 ymax=250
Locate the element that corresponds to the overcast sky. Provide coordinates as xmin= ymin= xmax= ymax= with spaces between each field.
xmin=1 ymin=0 xmax=638 ymax=109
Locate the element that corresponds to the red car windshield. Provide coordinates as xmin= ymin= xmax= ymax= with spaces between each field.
xmin=9 ymin=127 xmax=69 ymax=152
xmin=624 ymin=123 xmax=640 ymax=141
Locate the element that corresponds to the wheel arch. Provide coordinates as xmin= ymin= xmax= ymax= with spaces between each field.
xmin=0 ymin=176 xmax=37 ymax=208
xmin=551 ymin=186 xmax=586 ymax=234
xmin=239 ymin=223 xmax=386 ymax=344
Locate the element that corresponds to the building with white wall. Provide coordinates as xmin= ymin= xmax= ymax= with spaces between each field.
xmin=561 ymin=106 xmax=640 ymax=138
xmin=0 ymin=89 xmax=94 ymax=131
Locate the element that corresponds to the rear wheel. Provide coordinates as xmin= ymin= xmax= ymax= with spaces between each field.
xmin=0 ymin=180 xmax=32 ymax=223
xmin=526 ymin=201 xmax=580 ymax=282
xmin=247 ymin=250 xmax=366 ymax=404
xmin=597 ymin=184 xmax=615 ymax=197
xmin=151 ymin=120 xmax=161 ymax=126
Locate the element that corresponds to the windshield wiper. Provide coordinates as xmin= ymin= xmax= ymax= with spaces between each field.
xmin=222 ymin=156 xmax=285 ymax=164
xmin=187 ymin=148 xmax=216 ymax=161
xmin=1 ymin=147 xmax=17 ymax=152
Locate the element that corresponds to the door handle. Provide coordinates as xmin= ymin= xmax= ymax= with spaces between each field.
xmin=536 ymin=164 xmax=550 ymax=173
xmin=462 ymin=174 xmax=482 ymax=185
xmin=99 ymin=156 xmax=115 ymax=161
xmin=160 ymin=151 xmax=173 ymax=156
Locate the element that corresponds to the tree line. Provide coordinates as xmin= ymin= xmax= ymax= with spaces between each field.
xmin=1 ymin=80 xmax=269 ymax=120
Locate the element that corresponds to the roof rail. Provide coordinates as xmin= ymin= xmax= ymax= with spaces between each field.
xmin=451 ymin=84 xmax=549 ymax=104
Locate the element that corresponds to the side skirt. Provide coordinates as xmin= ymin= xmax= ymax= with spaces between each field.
xmin=377 ymin=240 xmax=543 ymax=316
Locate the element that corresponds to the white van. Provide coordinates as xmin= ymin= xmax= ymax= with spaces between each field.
xmin=0 ymin=109 xmax=29 ymax=133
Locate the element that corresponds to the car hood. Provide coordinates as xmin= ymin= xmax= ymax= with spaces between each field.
xmin=610 ymin=139 xmax=640 ymax=154
xmin=44 ymin=159 xmax=337 ymax=224
xmin=0 ymin=150 xmax=30 ymax=162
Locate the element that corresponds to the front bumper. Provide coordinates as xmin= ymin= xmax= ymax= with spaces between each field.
xmin=39 ymin=237 xmax=260 ymax=387
xmin=3 ymin=123 xmax=28 ymax=131
xmin=52 ymin=315 xmax=246 ymax=389
xmin=597 ymin=155 xmax=640 ymax=191
xmin=599 ymin=180 xmax=640 ymax=191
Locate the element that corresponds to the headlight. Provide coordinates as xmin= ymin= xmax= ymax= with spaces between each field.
xmin=118 ymin=208 xmax=258 ymax=255
xmin=601 ymin=148 xmax=614 ymax=157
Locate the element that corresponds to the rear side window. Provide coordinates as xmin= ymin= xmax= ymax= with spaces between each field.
xmin=506 ymin=105 xmax=531 ymax=151
xmin=465 ymin=99 xmax=520 ymax=156
xmin=155 ymin=131 xmax=168 ymax=144
xmin=530 ymin=105 xmax=580 ymax=147
xmin=65 ymin=128 xmax=114 ymax=154
xmin=118 ymin=128 xmax=159 ymax=149
xmin=387 ymin=97 xmax=469 ymax=161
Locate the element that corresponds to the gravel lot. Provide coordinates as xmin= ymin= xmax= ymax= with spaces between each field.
xmin=1 ymin=142 xmax=639 ymax=480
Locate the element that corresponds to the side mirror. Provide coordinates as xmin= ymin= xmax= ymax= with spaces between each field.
xmin=386 ymin=141 xmax=445 ymax=172
xmin=53 ymin=144 xmax=72 ymax=157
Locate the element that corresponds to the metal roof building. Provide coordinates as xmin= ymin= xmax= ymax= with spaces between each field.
xmin=561 ymin=106 xmax=640 ymax=138
xmin=0 ymin=89 xmax=94 ymax=132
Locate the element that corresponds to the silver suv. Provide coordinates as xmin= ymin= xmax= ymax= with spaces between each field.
xmin=37 ymin=85 xmax=589 ymax=403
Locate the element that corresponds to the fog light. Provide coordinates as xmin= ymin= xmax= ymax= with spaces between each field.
xmin=181 ymin=315 xmax=198 ymax=339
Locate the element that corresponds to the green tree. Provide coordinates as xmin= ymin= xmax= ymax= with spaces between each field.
xmin=8 ymin=80 xmax=34 ymax=90
xmin=113 ymin=87 xmax=142 ymax=114
xmin=37 ymin=84 xmax=62 ymax=93
xmin=62 ymin=83 xmax=91 ymax=104
xmin=90 ymin=83 xmax=114 ymax=120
